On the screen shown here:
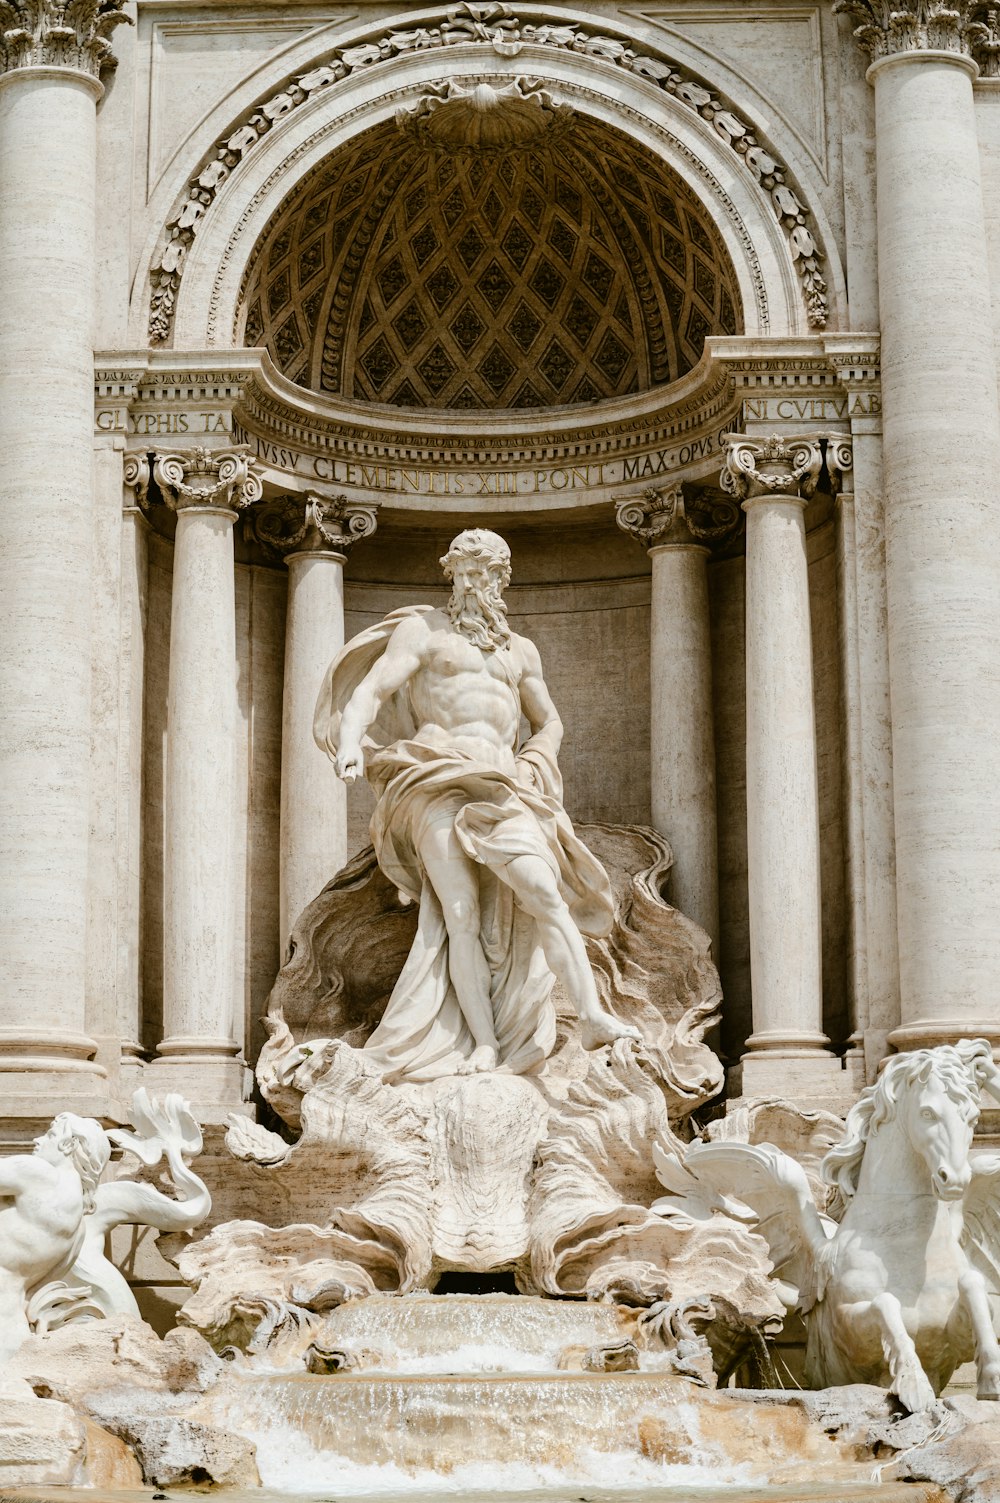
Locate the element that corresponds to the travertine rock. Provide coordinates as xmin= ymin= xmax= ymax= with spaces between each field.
xmin=94 ymin=1412 xmax=259 ymax=1490
xmin=0 ymin=1379 xmax=86 ymax=1489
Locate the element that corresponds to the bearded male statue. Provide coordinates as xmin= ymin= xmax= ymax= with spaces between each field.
xmin=313 ymin=528 xmax=640 ymax=1083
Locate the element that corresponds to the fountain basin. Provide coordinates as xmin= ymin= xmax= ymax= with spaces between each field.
xmin=192 ymin=1370 xmax=871 ymax=1483
xmin=308 ymin=1292 xmax=644 ymax=1373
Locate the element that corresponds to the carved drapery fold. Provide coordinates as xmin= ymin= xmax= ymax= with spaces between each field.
xmin=0 ymin=0 xmax=131 ymax=78
xmin=721 ymin=434 xmax=824 ymax=504
xmin=248 ymin=493 xmax=379 ymax=559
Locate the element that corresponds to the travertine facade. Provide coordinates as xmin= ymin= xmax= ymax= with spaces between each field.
xmin=4 ymin=0 xmax=1000 ymax=1149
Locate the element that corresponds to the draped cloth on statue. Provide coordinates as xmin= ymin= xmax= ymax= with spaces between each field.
xmin=314 ymin=607 xmax=615 ymax=1083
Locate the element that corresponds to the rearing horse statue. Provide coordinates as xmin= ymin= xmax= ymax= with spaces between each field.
xmin=655 ymin=1040 xmax=1000 ymax=1411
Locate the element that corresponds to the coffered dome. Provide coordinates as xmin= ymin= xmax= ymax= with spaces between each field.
xmin=238 ymin=107 xmax=742 ymax=410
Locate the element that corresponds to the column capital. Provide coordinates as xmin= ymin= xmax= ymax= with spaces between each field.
xmin=0 ymin=0 xmax=131 ymax=81
xmin=721 ymin=433 xmax=824 ymax=506
xmin=834 ymin=0 xmax=997 ymax=68
xmin=826 ymin=435 xmax=855 ymax=496
xmin=152 ymin=447 xmax=263 ymax=515
xmin=248 ymin=492 xmax=379 ymax=560
xmin=614 ymin=486 xmax=740 ymax=551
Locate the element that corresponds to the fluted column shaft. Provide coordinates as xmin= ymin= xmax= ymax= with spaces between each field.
xmin=0 ymin=54 xmax=118 ymax=1106
xmin=252 ymin=494 xmax=378 ymax=954
xmin=148 ymin=450 xmax=260 ymax=1113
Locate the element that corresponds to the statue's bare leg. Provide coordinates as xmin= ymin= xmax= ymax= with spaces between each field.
xmin=502 ymin=854 xmax=640 ymax=1049
xmin=419 ymin=820 xmax=498 ymax=1072
xmin=958 ymin=1266 xmax=1000 ymax=1399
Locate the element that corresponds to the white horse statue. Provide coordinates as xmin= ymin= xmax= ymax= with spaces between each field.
xmin=655 ymin=1040 xmax=1000 ymax=1411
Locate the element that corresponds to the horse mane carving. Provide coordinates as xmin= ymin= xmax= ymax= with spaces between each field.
xmin=822 ymin=1040 xmax=991 ymax=1201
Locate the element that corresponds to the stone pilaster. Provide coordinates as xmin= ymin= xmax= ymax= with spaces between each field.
xmin=148 ymin=448 xmax=262 ymax=1117
xmin=722 ymin=435 xmax=846 ymax=1106
xmin=249 ymin=493 xmax=379 ymax=953
xmin=839 ymin=1 xmax=1000 ymax=1054
xmin=616 ymin=487 xmax=739 ymax=951
xmin=0 ymin=0 xmax=130 ymax=1124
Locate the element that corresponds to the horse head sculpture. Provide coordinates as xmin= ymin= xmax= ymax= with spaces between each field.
xmin=654 ymin=1040 xmax=1000 ymax=1411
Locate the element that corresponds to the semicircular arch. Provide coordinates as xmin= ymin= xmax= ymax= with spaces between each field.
xmin=128 ymin=5 xmax=845 ymax=353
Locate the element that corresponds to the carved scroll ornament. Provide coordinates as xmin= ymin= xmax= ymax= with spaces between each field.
xmin=615 ymin=486 xmax=741 ymax=548
xmin=248 ymin=493 xmax=379 ymax=558
xmin=721 ymin=433 xmax=825 ymax=504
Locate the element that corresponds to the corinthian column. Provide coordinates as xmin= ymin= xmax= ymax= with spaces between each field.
xmin=838 ymin=2 xmax=1000 ymax=1051
xmin=250 ymin=493 xmax=378 ymax=953
xmin=723 ymin=435 xmax=846 ymax=1102
xmin=148 ymin=449 xmax=262 ymax=1114
xmin=0 ymin=1 xmax=129 ymax=1115
xmin=615 ymin=486 xmax=738 ymax=949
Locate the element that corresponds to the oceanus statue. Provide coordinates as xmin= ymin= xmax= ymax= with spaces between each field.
xmin=656 ymin=1040 xmax=1000 ymax=1411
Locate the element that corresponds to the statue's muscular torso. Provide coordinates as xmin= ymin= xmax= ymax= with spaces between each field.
xmin=408 ymin=610 xmax=524 ymax=775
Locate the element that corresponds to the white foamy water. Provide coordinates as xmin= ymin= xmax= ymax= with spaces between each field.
xmin=230 ymin=1421 xmax=762 ymax=1497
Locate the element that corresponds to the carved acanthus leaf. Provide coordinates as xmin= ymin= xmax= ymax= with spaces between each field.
xmin=0 ymin=0 xmax=131 ymax=77
xmin=248 ymin=493 xmax=379 ymax=558
xmin=834 ymin=0 xmax=997 ymax=61
xmin=152 ymin=447 xmax=263 ymax=512
xmin=616 ymin=486 xmax=741 ymax=548
xmin=721 ymin=433 xmax=825 ymax=503
xmin=148 ymin=2 xmax=827 ymax=343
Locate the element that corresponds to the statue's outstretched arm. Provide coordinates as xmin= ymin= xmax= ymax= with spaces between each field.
xmin=336 ymin=615 xmax=426 ymax=779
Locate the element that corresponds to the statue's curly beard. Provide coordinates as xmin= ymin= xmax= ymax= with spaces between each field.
xmin=448 ymin=577 xmax=511 ymax=652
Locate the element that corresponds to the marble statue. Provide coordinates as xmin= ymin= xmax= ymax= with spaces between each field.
xmin=313 ymin=527 xmax=639 ymax=1080
xmin=656 ymin=1040 xmax=1000 ymax=1411
xmin=0 ymin=1089 xmax=210 ymax=1365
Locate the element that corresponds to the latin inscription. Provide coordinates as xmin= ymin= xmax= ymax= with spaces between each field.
xmin=743 ymin=394 xmax=880 ymax=422
xmin=228 ymin=422 xmax=734 ymax=494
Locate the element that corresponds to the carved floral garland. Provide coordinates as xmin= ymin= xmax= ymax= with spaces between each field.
xmin=148 ymin=2 xmax=829 ymax=345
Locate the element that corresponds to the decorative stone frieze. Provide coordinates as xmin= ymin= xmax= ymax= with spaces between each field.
xmin=396 ymin=77 xmax=575 ymax=152
xmin=152 ymin=448 xmax=263 ymax=514
xmin=721 ymin=434 xmax=824 ymax=504
xmin=834 ymin=0 xmax=1000 ymax=64
xmin=0 ymin=0 xmax=131 ymax=78
xmin=149 ymin=1 xmax=827 ymax=343
xmin=616 ymin=485 xmax=740 ymax=549
xmin=249 ymin=493 xmax=379 ymax=559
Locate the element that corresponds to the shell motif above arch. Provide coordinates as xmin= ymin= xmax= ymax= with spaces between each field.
xmin=237 ymin=111 xmax=742 ymax=410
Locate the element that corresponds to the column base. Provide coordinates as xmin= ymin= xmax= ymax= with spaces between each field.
xmin=730 ymin=1049 xmax=857 ymax=1116
xmin=146 ymin=1039 xmax=251 ymax=1122
xmin=0 ymin=1028 xmax=108 ymax=1125
xmin=886 ymin=1020 xmax=1000 ymax=1055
